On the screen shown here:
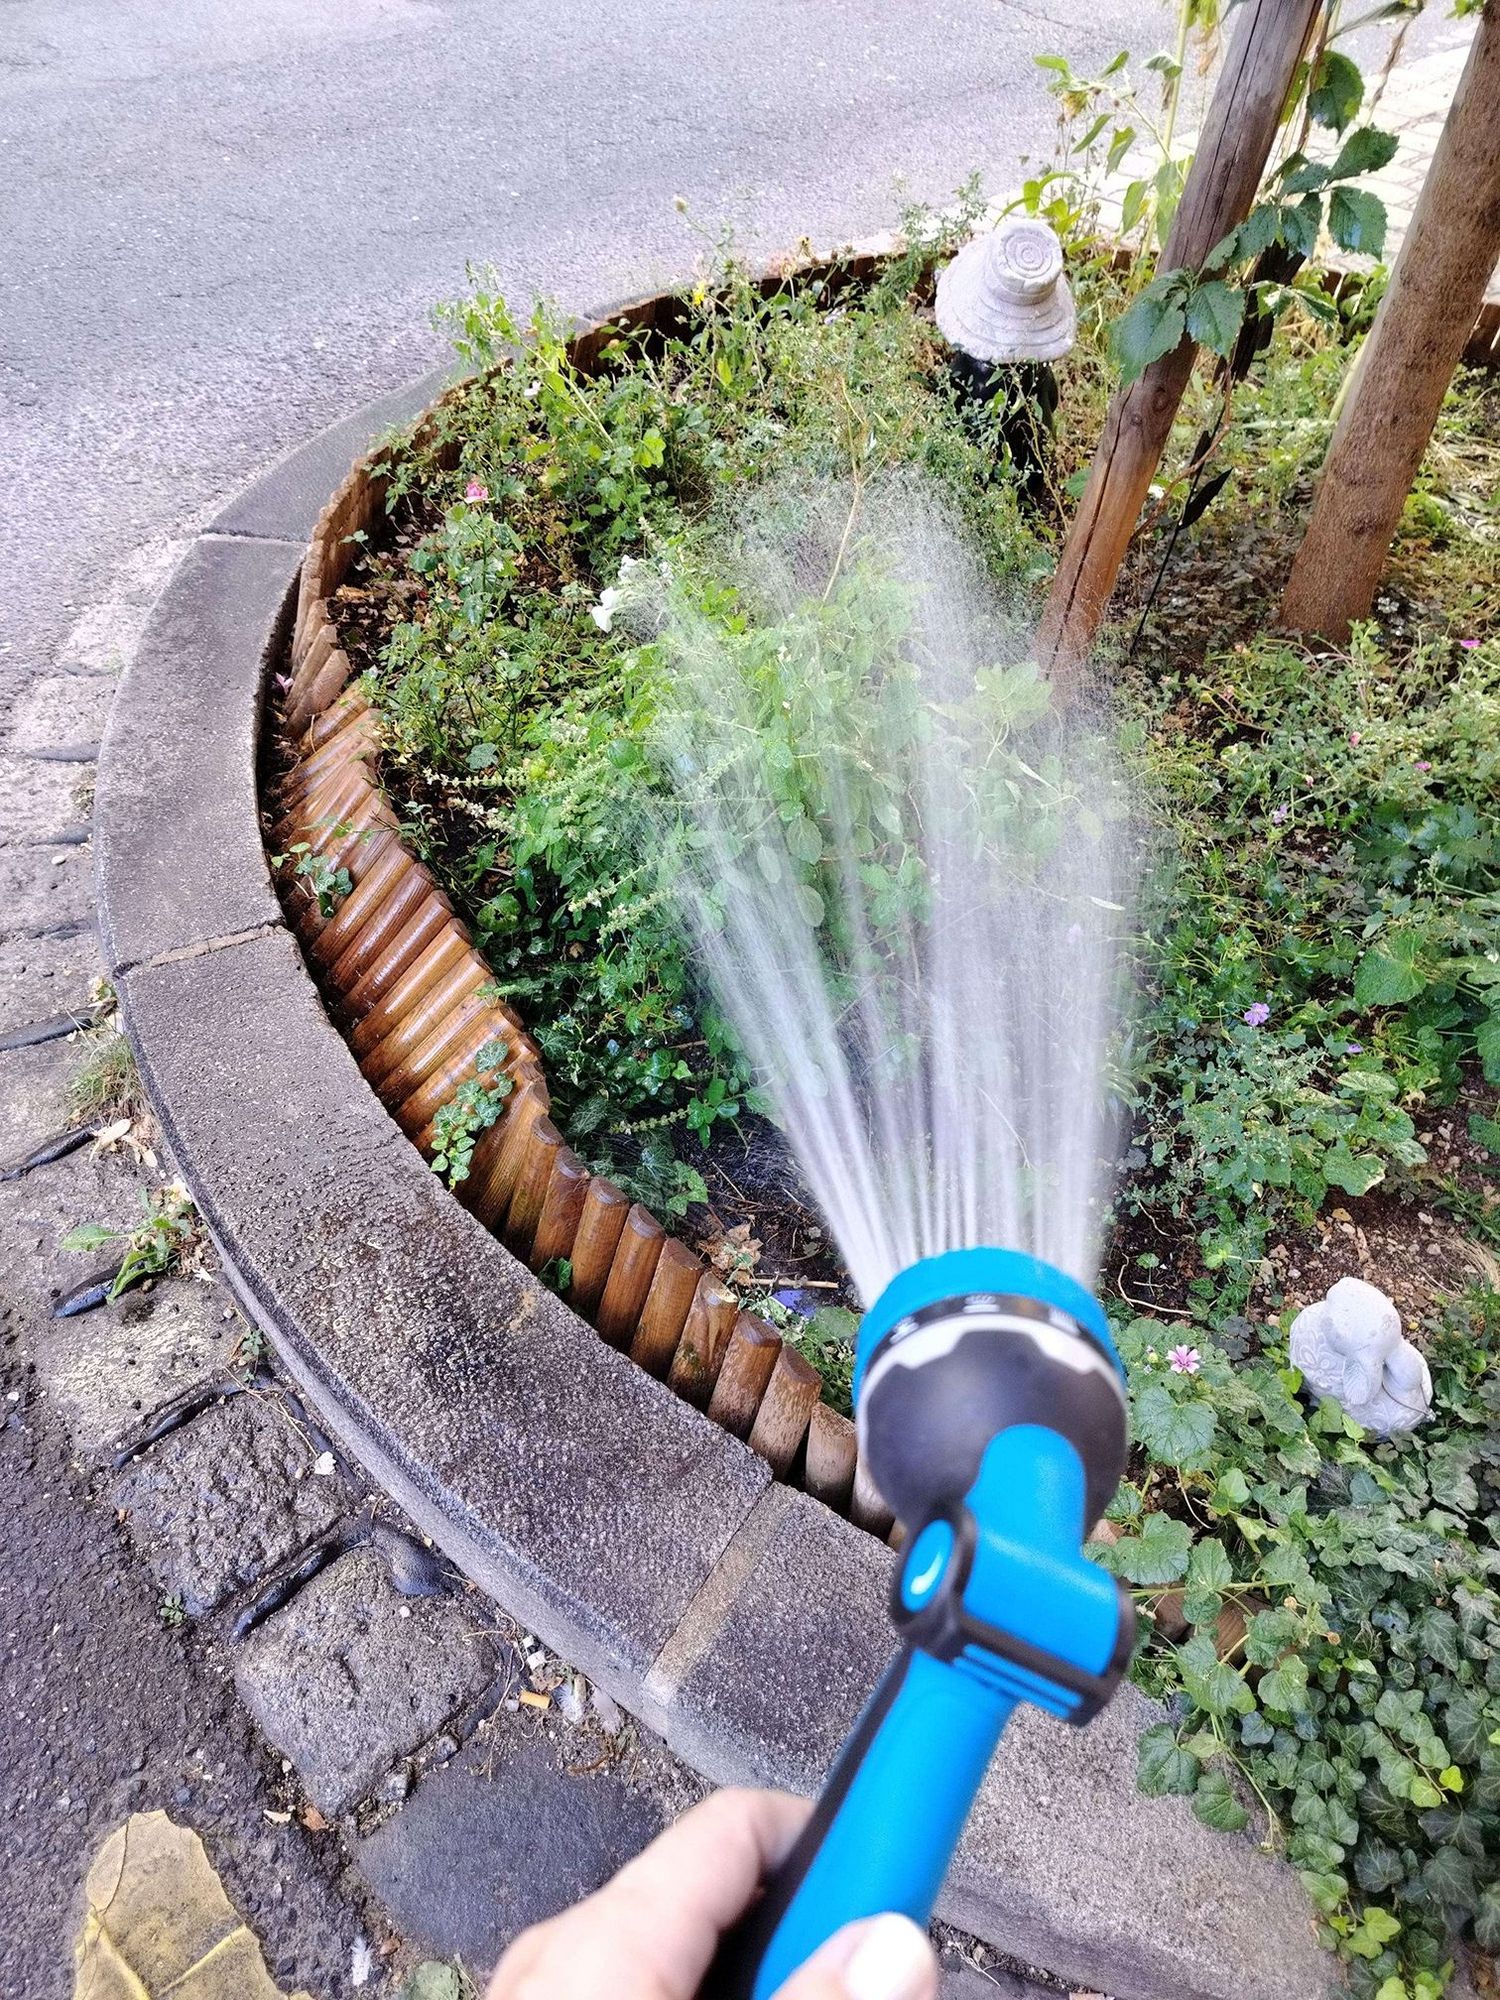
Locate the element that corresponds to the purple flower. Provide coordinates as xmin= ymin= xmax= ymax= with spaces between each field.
xmin=1344 ymin=1042 xmax=1363 ymax=1055
xmin=1459 ymin=638 xmax=1480 ymax=650
xmin=1243 ymin=1001 xmax=1271 ymax=1027
xmin=1271 ymin=805 xmax=1288 ymax=825
xmin=1168 ymin=1345 xmax=1201 ymax=1375
xmin=1414 ymin=760 xmax=1431 ymax=772
xmin=464 ymin=479 xmax=489 ymax=503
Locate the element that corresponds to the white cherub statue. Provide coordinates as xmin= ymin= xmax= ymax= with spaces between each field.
xmin=1289 ymin=1276 xmax=1433 ymax=1435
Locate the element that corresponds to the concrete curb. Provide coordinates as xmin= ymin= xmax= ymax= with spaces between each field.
xmin=94 ymin=319 xmax=1335 ymax=2000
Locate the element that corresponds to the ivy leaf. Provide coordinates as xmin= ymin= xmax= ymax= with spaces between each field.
xmin=1443 ymin=1692 xmax=1489 ymax=1765
xmin=1415 ymin=1608 xmax=1463 ymax=1674
xmin=1331 ymin=126 xmax=1399 ymax=181
xmin=1111 ymin=288 xmax=1186 ymax=383
xmin=1192 ymin=1767 xmax=1250 ymax=1832
xmin=1134 ymin=1383 xmax=1218 ymax=1468
xmin=1419 ymin=1844 xmax=1477 ymax=1908
xmin=1184 ymin=280 xmax=1245 ymax=359
xmin=1353 ymin=1841 xmax=1406 ymax=1894
xmin=1178 ymin=1632 xmax=1255 ymax=1717
xmin=1328 ymin=187 xmax=1388 ymax=260
xmin=1138 ymin=1721 xmax=1199 ymax=1796
xmin=1308 ymin=50 xmax=1363 ymax=133
xmin=1105 ymin=1510 xmax=1193 ymax=1585
xmin=1475 ymin=1881 xmax=1500 ymax=1954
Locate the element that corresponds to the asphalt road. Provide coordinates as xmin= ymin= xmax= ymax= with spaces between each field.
xmin=0 ymin=0 xmax=1209 ymax=722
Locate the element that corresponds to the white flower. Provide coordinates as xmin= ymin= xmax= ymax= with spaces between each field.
xmin=591 ymin=586 xmax=623 ymax=633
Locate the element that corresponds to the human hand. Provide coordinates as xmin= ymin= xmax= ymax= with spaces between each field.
xmin=486 ymin=1786 xmax=938 ymax=2000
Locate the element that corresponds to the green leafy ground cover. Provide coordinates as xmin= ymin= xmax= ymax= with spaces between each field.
xmin=327 ymin=199 xmax=1500 ymax=1987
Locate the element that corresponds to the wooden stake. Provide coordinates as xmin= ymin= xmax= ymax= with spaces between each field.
xmin=360 ymin=957 xmax=488 ymax=1085
xmin=389 ymin=1008 xmax=511 ymax=1135
xmin=1037 ymin=0 xmax=1321 ymax=683
xmin=504 ymin=1117 xmax=564 ymax=1257
xmin=850 ymin=1454 xmax=895 ymax=1537
xmin=347 ymin=923 xmax=472 ymax=1049
xmin=747 ymin=1347 xmax=822 ymax=1477
xmin=566 ymin=1178 xmax=630 ymax=1317
xmin=1280 ymin=9 xmax=1500 ymax=639
xmin=629 ymin=1239 xmax=704 ymax=1378
xmin=666 ymin=1276 xmax=740 ymax=1407
xmin=596 ymin=1205 xmax=666 ymax=1348
xmin=528 ymin=1148 xmax=590 ymax=1274
xmin=310 ymin=842 xmax=414 ymax=967
xmin=464 ymin=1076 xmax=549 ymax=1230
xmin=804 ymin=1403 xmax=858 ymax=1513
xmin=325 ymin=866 xmax=439 ymax=996
xmin=707 ymin=1314 xmax=781 ymax=1439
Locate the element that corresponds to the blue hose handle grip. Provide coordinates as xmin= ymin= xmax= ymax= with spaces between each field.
xmin=706 ymin=1645 xmax=1014 ymax=2000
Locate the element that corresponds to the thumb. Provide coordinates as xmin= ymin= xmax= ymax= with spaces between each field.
xmin=769 ymin=1912 xmax=938 ymax=2000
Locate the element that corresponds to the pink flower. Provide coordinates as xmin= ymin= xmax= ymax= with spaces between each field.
xmin=464 ymin=479 xmax=490 ymax=503
xmin=1168 ymin=1345 xmax=1201 ymax=1375
xmin=1271 ymin=805 xmax=1288 ymax=824
xmin=1414 ymin=760 xmax=1431 ymax=772
xmin=1349 ymin=731 xmax=1362 ymax=746
xmin=1243 ymin=1001 xmax=1271 ymax=1027
xmin=1459 ymin=638 xmax=1480 ymax=650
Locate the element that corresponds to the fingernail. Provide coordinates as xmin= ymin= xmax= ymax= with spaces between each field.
xmin=842 ymin=1912 xmax=933 ymax=2000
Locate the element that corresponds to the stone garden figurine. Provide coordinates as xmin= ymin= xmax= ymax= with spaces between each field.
xmin=1288 ymin=1276 xmax=1433 ymax=1434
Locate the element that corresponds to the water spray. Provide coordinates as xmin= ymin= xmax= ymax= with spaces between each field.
xmin=629 ymin=481 xmax=1139 ymax=1997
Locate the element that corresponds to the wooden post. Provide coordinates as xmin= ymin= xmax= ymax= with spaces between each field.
xmin=1037 ymin=0 xmax=1321 ymax=682
xmin=326 ymin=866 xmax=440 ymax=997
xmin=803 ymin=1404 xmax=858 ymax=1513
xmin=630 ymin=1240 xmax=704 ymax=1377
xmin=707 ymin=1315 xmax=781 ymax=1439
xmin=566 ymin=1178 xmax=630 ymax=1317
xmin=667 ymin=1276 xmax=740 ymax=1407
xmin=850 ymin=1454 xmax=895 ymax=1538
xmin=596 ymin=1205 xmax=666 ymax=1348
xmin=347 ymin=924 xmax=472 ymax=1048
xmin=504 ymin=1117 xmax=565 ymax=1256
xmin=1280 ymin=11 xmax=1500 ymax=640
xmin=528 ymin=1149 xmax=590 ymax=1273
xmin=747 ymin=1348 xmax=822 ymax=1478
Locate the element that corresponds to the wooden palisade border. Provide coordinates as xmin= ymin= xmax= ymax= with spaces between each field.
xmin=264 ymin=282 xmax=887 ymax=1530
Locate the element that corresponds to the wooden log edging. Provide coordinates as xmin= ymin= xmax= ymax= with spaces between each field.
xmin=261 ymin=282 xmax=876 ymax=1523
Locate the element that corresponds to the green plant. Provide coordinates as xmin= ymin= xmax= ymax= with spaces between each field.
xmin=269 ymin=841 xmax=353 ymax=919
xmin=1099 ymin=1295 xmax=1500 ymax=1991
xmin=429 ymin=1037 xmax=513 ymax=1185
xmin=157 ymin=1593 xmax=186 ymax=1629
xmin=68 ymin=1027 xmax=144 ymax=1128
xmin=759 ymin=1298 xmax=860 ymax=1415
xmin=60 ymin=1184 xmax=202 ymax=1300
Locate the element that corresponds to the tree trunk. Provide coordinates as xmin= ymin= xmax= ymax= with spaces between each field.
xmin=1037 ymin=0 xmax=1321 ymax=685
xmin=1279 ymin=9 xmax=1500 ymax=642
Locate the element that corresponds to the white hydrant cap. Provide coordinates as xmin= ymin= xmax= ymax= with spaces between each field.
xmin=935 ymin=216 xmax=1077 ymax=365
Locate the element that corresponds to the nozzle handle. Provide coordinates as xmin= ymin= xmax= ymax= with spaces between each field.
xmin=705 ymin=1647 xmax=1013 ymax=2000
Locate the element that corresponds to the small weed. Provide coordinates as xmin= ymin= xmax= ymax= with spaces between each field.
xmin=230 ymin=1323 xmax=269 ymax=1374
xmin=68 ymin=1028 xmax=144 ymax=1128
xmin=157 ymin=1593 xmax=186 ymax=1630
xmin=61 ymin=1183 xmax=203 ymax=1300
xmin=537 ymin=1256 xmax=572 ymax=1294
